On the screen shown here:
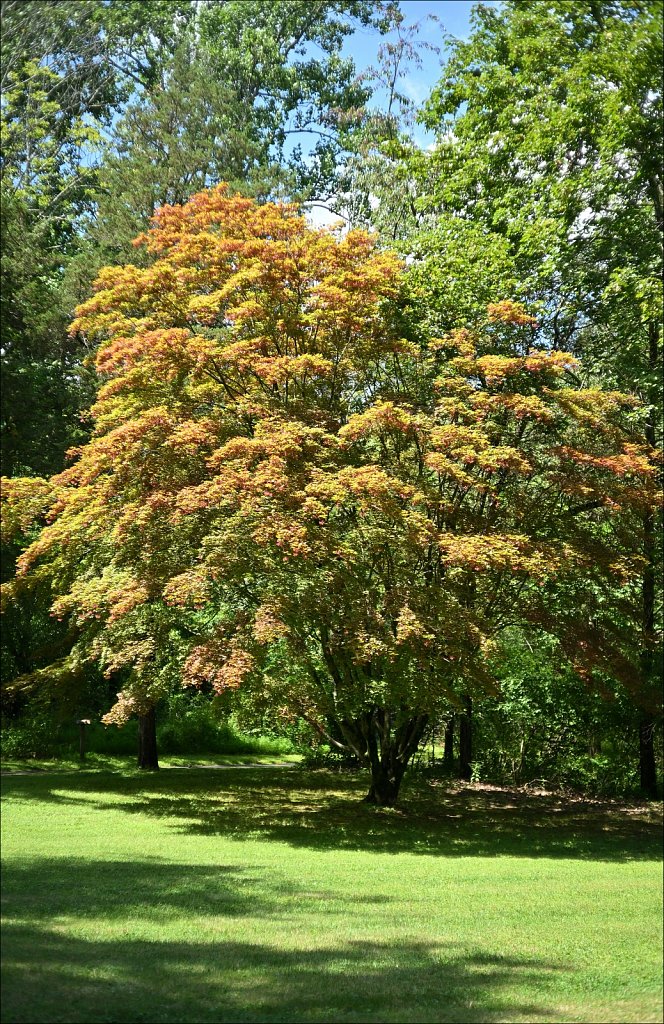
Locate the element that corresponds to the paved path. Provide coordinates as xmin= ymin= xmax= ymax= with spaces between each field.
xmin=1 ymin=762 xmax=293 ymax=777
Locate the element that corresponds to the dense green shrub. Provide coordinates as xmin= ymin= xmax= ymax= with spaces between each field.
xmin=1 ymin=710 xmax=60 ymax=759
xmin=467 ymin=634 xmax=659 ymax=797
xmin=157 ymin=692 xmax=294 ymax=756
xmin=1 ymin=691 xmax=295 ymax=760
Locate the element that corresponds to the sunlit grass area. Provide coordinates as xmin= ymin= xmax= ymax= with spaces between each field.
xmin=2 ymin=766 xmax=662 ymax=1023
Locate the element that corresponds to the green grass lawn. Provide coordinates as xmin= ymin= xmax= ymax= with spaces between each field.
xmin=1 ymin=766 xmax=662 ymax=1024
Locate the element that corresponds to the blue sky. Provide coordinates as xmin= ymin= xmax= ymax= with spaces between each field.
xmin=302 ymin=1 xmax=488 ymax=224
xmin=344 ymin=0 xmax=485 ymax=76
xmin=342 ymin=1 xmax=491 ymax=142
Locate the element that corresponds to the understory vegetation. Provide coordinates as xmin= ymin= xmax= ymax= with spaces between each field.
xmin=3 ymin=674 xmax=659 ymax=800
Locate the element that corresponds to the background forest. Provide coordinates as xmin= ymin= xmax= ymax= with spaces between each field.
xmin=1 ymin=0 xmax=662 ymax=799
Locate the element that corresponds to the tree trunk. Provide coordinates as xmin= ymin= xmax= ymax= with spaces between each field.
xmin=459 ymin=695 xmax=472 ymax=781
xmin=639 ymin=716 xmax=657 ymax=798
xmin=588 ymin=731 xmax=601 ymax=757
xmin=362 ymin=709 xmax=428 ymax=806
xmin=639 ymin=320 xmax=660 ymax=799
xmin=137 ymin=708 xmax=159 ymax=770
xmin=443 ymin=715 xmax=455 ymax=770
xmin=365 ymin=764 xmax=406 ymax=807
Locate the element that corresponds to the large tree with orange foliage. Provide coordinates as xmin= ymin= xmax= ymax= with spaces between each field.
xmin=1 ymin=185 xmax=659 ymax=799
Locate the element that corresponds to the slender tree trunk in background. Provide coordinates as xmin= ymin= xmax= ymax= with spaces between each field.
xmin=1 ymin=442 xmax=13 ymax=478
xmin=639 ymin=320 xmax=660 ymax=799
xmin=639 ymin=503 xmax=655 ymax=798
xmin=443 ymin=716 xmax=455 ymax=770
xmin=459 ymin=696 xmax=472 ymax=781
xmin=137 ymin=707 xmax=159 ymax=770
xmin=639 ymin=505 xmax=657 ymax=798
xmin=458 ymin=580 xmax=476 ymax=783
xmin=639 ymin=717 xmax=657 ymax=797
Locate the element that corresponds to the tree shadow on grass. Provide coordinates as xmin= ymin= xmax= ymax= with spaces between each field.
xmin=2 ymin=767 xmax=662 ymax=862
xmin=2 ymin=890 xmax=564 ymax=1024
xmin=0 ymin=857 xmax=391 ymax=926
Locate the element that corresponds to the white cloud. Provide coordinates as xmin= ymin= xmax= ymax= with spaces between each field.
xmin=303 ymin=204 xmax=343 ymax=229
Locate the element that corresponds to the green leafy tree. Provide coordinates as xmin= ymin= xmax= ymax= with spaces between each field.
xmin=0 ymin=60 xmax=102 ymax=476
xmin=94 ymin=1 xmax=396 ymax=257
xmin=0 ymin=0 xmax=189 ymax=475
xmin=399 ymin=0 xmax=663 ymax=794
xmin=470 ymin=629 xmax=660 ymax=795
xmin=1 ymin=0 xmax=191 ymax=100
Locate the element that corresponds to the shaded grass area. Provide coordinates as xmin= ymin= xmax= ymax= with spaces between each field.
xmin=4 ymin=765 xmax=660 ymax=860
xmin=2 ymin=767 xmax=662 ymax=1023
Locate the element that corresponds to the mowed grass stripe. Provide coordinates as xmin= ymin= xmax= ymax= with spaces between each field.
xmin=1 ymin=767 xmax=662 ymax=1023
